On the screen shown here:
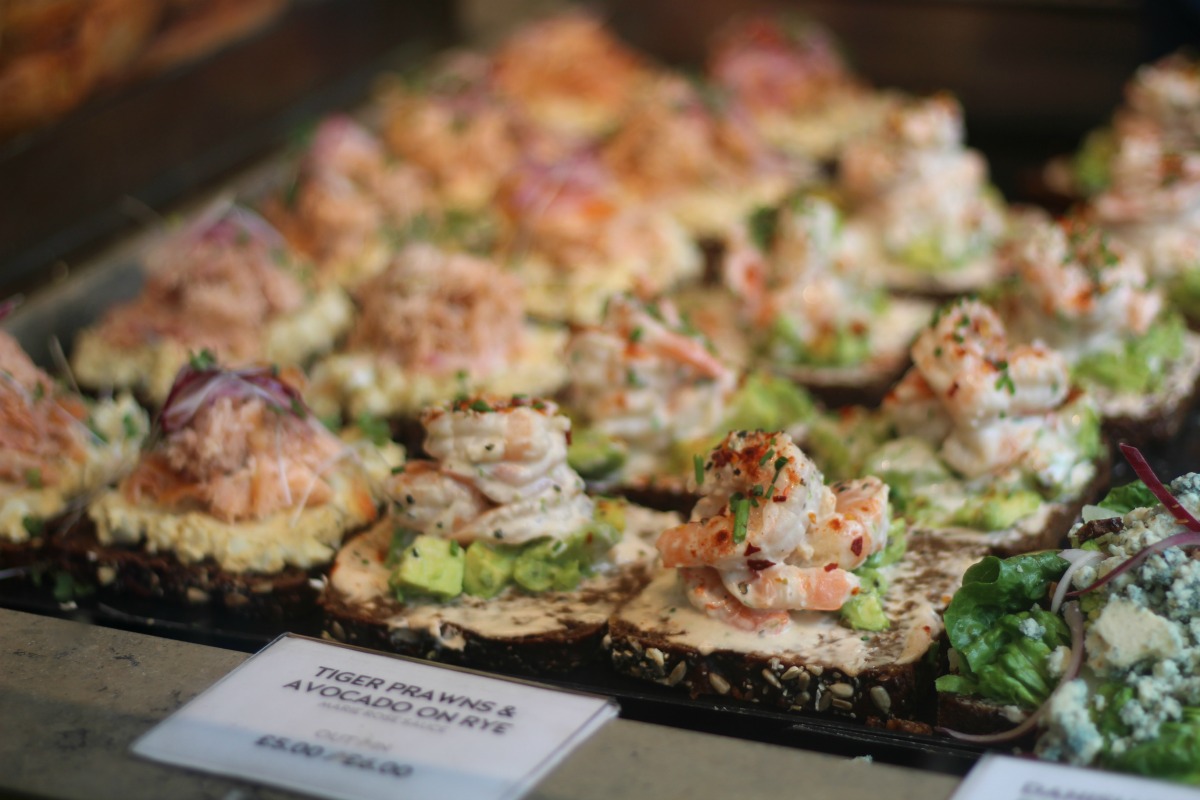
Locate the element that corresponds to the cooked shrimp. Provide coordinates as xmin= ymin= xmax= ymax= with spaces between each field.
xmin=680 ymin=566 xmax=791 ymax=633
xmin=660 ymin=430 xmax=885 ymax=631
xmin=388 ymin=396 xmax=595 ymax=546
xmin=909 ymin=299 xmax=1069 ymax=426
xmin=566 ymin=295 xmax=737 ymax=454
xmin=422 ymin=396 xmax=581 ymax=505
xmin=658 ymin=431 xmax=827 ymax=570
xmin=1006 ymin=216 xmax=1163 ymax=347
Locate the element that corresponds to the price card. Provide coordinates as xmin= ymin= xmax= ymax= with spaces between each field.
xmin=132 ymin=634 xmax=618 ymax=800
xmin=953 ymin=753 xmax=1200 ymax=800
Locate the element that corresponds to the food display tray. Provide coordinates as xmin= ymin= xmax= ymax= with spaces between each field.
xmin=2 ymin=401 xmax=1197 ymax=777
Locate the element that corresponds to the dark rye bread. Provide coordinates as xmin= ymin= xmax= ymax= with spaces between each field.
xmin=1094 ymin=332 xmax=1200 ymax=447
xmin=608 ymin=531 xmax=991 ymax=722
xmin=53 ymin=517 xmax=332 ymax=624
xmin=320 ymin=515 xmax=668 ymax=676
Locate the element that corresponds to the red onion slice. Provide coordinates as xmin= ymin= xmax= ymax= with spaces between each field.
xmin=158 ymin=363 xmax=309 ymax=434
xmin=939 ymin=602 xmax=1085 ymax=744
xmin=1065 ymin=443 xmax=1200 ymax=598
xmin=0 ymin=296 xmax=21 ymax=322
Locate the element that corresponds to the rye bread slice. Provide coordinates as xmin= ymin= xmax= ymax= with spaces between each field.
xmin=936 ymin=691 xmax=1034 ymax=737
xmin=53 ymin=516 xmax=333 ymax=624
xmin=608 ymin=531 xmax=991 ymax=722
xmin=321 ymin=508 xmax=676 ymax=676
xmin=1092 ymin=331 xmax=1200 ymax=446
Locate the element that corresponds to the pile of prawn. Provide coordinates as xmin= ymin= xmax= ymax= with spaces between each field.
xmin=884 ymin=298 xmax=1070 ymax=479
xmin=658 ymin=430 xmax=889 ymax=634
xmin=387 ymin=396 xmax=593 ymax=546
xmin=565 ymin=295 xmax=737 ymax=456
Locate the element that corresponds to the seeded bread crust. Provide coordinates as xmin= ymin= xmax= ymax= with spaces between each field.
xmin=53 ymin=517 xmax=336 ymax=623
xmin=320 ymin=544 xmax=655 ymax=676
xmin=608 ymin=532 xmax=991 ymax=722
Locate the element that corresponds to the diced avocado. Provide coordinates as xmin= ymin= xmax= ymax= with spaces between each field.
xmin=952 ymin=488 xmax=1042 ymax=532
xmin=862 ymin=437 xmax=951 ymax=513
xmin=392 ymin=535 xmax=465 ymax=600
xmin=512 ymin=539 xmax=585 ymax=593
xmin=767 ymin=316 xmax=872 ymax=368
xmin=723 ymin=371 xmax=816 ymax=431
xmin=1072 ymin=312 xmax=1185 ymax=394
xmin=567 ymin=426 xmax=628 ymax=481
xmin=861 ymin=518 xmax=908 ymax=569
xmin=841 ymin=593 xmax=889 ymax=631
xmin=593 ymin=496 xmax=626 ymax=533
xmin=462 ymin=541 xmax=518 ymax=599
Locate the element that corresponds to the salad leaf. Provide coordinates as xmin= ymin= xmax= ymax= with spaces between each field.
xmin=1106 ymin=707 xmax=1200 ymax=784
xmin=940 ymin=552 xmax=1070 ymax=707
xmin=1097 ymin=481 xmax=1156 ymax=515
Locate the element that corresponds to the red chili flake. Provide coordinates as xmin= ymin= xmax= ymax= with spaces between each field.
xmin=714 ymin=530 xmax=730 ymax=545
xmin=773 ymin=495 xmax=787 ymax=503
xmin=824 ymin=563 xmax=838 ymax=572
xmin=850 ymin=537 xmax=863 ymax=557
xmin=948 ymin=382 xmax=960 ymax=398
xmin=747 ymin=559 xmax=775 ymax=571
xmin=744 ymin=543 xmax=762 ymax=556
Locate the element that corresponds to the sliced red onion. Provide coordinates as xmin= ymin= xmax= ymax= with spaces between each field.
xmin=1051 ymin=550 xmax=1102 ymax=613
xmin=0 ymin=295 xmax=22 ymax=322
xmin=1066 ymin=529 xmax=1200 ymax=598
xmin=1064 ymin=443 xmax=1200 ymax=598
xmin=158 ymin=363 xmax=308 ymax=434
xmin=939 ymin=602 xmax=1084 ymax=744
xmin=1119 ymin=442 xmax=1200 ymax=532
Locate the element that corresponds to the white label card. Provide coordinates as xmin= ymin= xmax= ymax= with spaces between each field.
xmin=953 ymin=753 xmax=1200 ymax=800
xmin=132 ymin=635 xmax=618 ymax=800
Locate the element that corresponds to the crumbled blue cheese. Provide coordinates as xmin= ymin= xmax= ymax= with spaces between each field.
xmin=1086 ymin=597 xmax=1183 ymax=671
xmin=1037 ymin=679 xmax=1104 ymax=766
xmin=1019 ymin=616 xmax=1047 ymax=640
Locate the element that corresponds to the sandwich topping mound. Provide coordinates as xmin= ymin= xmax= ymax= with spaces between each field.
xmin=89 ymin=356 xmax=379 ymax=574
xmin=0 ymin=326 xmax=147 ymax=547
xmin=566 ymin=294 xmax=738 ymax=482
xmin=997 ymin=214 xmax=1198 ymax=439
xmin=658 ymin=430 xmax=889 ymax=634
xmin=839 ymin=93 xmax=1005 ymax=292
xmin=307 ymin=242 xmax=567 ymax=421
xmin=71 ymin=203 xmax=353 ymax=403
xmin=322 ymin=395 xmax=677 ymax=672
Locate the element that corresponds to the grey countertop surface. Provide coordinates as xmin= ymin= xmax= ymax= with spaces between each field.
xmin=0 ymin=608 xmax=963 ymax=800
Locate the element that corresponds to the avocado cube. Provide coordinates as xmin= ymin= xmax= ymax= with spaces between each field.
xmin=394 ymin=535 xmax=465 ymax=600
xmin=463 ymin=541 xmax=517 ymax=598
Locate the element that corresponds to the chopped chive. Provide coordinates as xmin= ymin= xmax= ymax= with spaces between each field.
xmin=731 ymin=493 xmax=750 ymax=544
xmin=469 ymin=399 xmax=492 ymax=412
xmin=693 ymin=454 xmax=705 ymax=486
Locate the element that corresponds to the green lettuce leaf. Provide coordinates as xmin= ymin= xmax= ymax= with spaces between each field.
xmin=1106 ymin=707 xmax=1200 ymax=784
xmin=1097 ymin=481 xmax=1156 ymax=515
xmin=940 ymin=552 xmax=1070 ymax=707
